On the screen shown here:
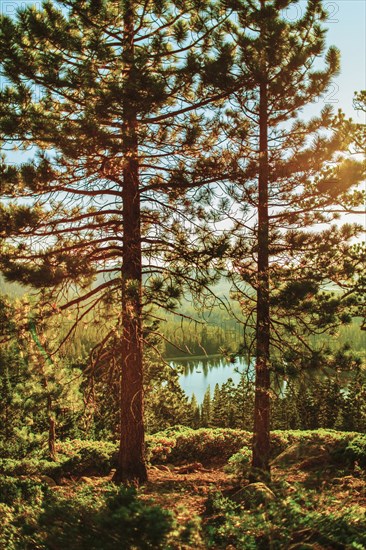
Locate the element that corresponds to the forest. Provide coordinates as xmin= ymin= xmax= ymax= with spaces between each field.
xmin=0 ymin=0 xmax=365 ymax=548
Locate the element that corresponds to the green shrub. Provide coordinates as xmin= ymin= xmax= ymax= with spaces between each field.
xmin=56 ymin=439 xmax=117 ymax=476
xmin=270 ymin=429 xmax=357 ymax=460
xmin=146 ymin=434 xmax=177 ymax=463
xmin=204 ymin=486 xmax=366 ymax=549
xmin=225 ymin=447 xmax=252 ymax=480
xmin=0 ymin=483 xmax=175 ymax=549
xmin=344 ymin=435 xmax=366 ymax=469
xmin=148 ymin=427 xmax=252 ymax=464
xmin=0 ymin=441 xmax=117 ymax=479
xmin=0 ymin=476 xmax=44 ymax=506
xmin=0 ymin=458 xmax=60 ymax=477
xmin=31 ymin=485 xmax=174 ymax=550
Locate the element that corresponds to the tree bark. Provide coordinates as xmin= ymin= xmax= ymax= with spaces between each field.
xmin=113 ymin=1 xmax=147 ymax=484
xmin=251 ymin=0 xmax=271 ymax=481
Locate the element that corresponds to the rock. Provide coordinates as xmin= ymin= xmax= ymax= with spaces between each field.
xmin=231 ymin=482 xmax=276 ymax=506
xmin=271 ymin=442 xmax=329 ymax=467
xmin=39 ymin=475 xmax=58 ymax=487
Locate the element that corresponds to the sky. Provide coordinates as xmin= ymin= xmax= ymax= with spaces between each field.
xmin=326 ymin=0 xmax=366 ymax=117
xmin=0 ymin=0 xmax=365 ymax=159
xmin=0 ymin=0 xmax=364 ymax=113
xmin=295 ymin=0 xmax=366 ymax=119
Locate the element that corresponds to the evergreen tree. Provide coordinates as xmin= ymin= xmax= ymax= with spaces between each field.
xmin=201 ymin=386 xmax=212 ymax=426
xmin=0 ymin=0 xmax=236 ymax=482
xmin=188 ymin=394 xmax=201 ymax=428
xmin=211 ymin=383 xmax=224 ymax=426
xmin=222 ymin=0 xmax=365 ymax=478
xmin=336 ymin=371 xmax=366 ymax=432
xmin=0 ymin=296 xmax=83 ymax=457
xmin=0 ymin=345 xmax=26 ymax=455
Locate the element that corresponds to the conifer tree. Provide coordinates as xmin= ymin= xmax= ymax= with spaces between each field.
xmin=201 ymin=386 xmax=212 ymax=426
xmin=189 ymin=394 xmax=201 ymax=428
xmin=222 ymin=0 xmax=365 ymax=479
xmin=211 ymin=382 xmax=223 ymax=426
xmin=0 ymin=0 xmax=237 ymax=482
xmin=0 ymin=296 xmax=83 ymax=457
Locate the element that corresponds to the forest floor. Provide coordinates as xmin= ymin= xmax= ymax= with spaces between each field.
xmin=143 ymin=463 xmax=231 ymax=522
xmin=141 ymin=462 xmax=366 ymax=516
xmin=96 ymin=457 xmax=365 ymax=549
xmin=2 ymin=430 xmax=365 ymax=548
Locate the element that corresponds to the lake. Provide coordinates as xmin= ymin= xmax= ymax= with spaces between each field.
xmin=172 ymin=355 xmax=254 ymax=402
xmin=172 ymin=353 xmax=362 ymax=403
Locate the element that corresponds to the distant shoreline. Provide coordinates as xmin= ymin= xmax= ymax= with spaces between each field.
xmin=167 ymin=353 xmax=224 ymax=363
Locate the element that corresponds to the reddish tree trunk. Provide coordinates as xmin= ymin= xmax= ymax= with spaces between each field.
xmin=113 ymin=1 xmax=147 ymax=484
xmin=251 ymin=5 xmax=271 ymax=479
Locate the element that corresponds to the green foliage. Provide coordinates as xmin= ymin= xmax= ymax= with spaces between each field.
xmin=205 ymin=484 xmax=366 ymax=549
xmin=146 ymin=434 xmax=177 ymax=464
xmin=0 ymin=458 xmax=60 ymax=479
xmin=0 ymin=440 xmax=117 ymax=480
xmin=0 ymin=482 xmax=174 ymax=550
xmin=0 ymin=476 xmax=44 ymax=506
xmin=273 ymin=373 xmax=366 ymax=433
xmin=55 ymin=439 xmax=117 ymax=476
xmin=32 ymin=486 xmax=174 ymax=550
xmin=343 ymin=435 xmax=366 ymax=469
xmin=148 ymin=427 xmax=252 ymax=464
xmin=270 ymin=428 xmax=358 ymax=457
xmin=224 ymin=429 xmax=361 ymax=481
xmin=0 ymin=339 xmax=84 ymax=459
xmin=225 ymin=447 xmax=252 ymax=481
xmin=144 ymin=359 xmax=194 ymax=434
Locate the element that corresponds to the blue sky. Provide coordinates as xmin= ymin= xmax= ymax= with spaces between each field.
xmin=0 ymin=0 xmax=365 ymax=156
xmin=311 ymin=0 xmax=365 ymax=119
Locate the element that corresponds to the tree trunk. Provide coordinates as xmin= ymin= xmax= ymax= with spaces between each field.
xmin=113 ymin=1 xmax=147 ymax=484
xmin=251 ymin=1 xmax=271 ymax=481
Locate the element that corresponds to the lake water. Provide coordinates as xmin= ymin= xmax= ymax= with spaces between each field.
xmin=172 ymin=353 xmax=359 ymax=403
xmin=172 ymin=355 xmax=254 ymax=402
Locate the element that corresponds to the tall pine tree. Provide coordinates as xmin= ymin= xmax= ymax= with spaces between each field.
xmin=0 ymin=0 xmax=237 ymax=482
xmin=222 ymin=0 xmax=365 ymax=478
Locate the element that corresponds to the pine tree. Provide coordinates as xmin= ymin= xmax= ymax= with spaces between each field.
xmin=189 ymin=394 xmax=201 ymax=428
xmin=201 ymin=386 xmax=212 ymax=426
xmin=0 ymin=0 xmax=236 ymax=482
xmin=222 ymin=0 xmax=365 ymax=479
xmin=211 ymin=383 xmax=224 ymax=426
xmin=0 ymin=295 xmax=83 ymax=457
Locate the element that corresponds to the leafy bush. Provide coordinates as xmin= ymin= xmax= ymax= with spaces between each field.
xmin=0 ymin=440 xmax=117 ymax=480
xmin=146 ymin=434 xmax=177 ymax=463
xmin=30 ymin=485 xmax=174 ymax=550
xmin=0 ymin=482 xmax=175 ymax=549
xmin=55 ymin=439 xmax=117 ymax=476
xmin=148 ymin=427 xmax=252 ymax=464
xmin=343 ymin=434 xmax=366 ymax=469
xmin=0 ymin=476 xmax=44 ymax=506
xmin=204 ymin=486 xmax=366 ymax=549
xmin=148 ymin=428 xmax=360 ymax=466
xmin=225 ymin=447 xmax=252 ymax=480
xmin=270 ymin=429 xmax=357 ymax=460
xmin=0 ymin=458 xmax=61 ymax=478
